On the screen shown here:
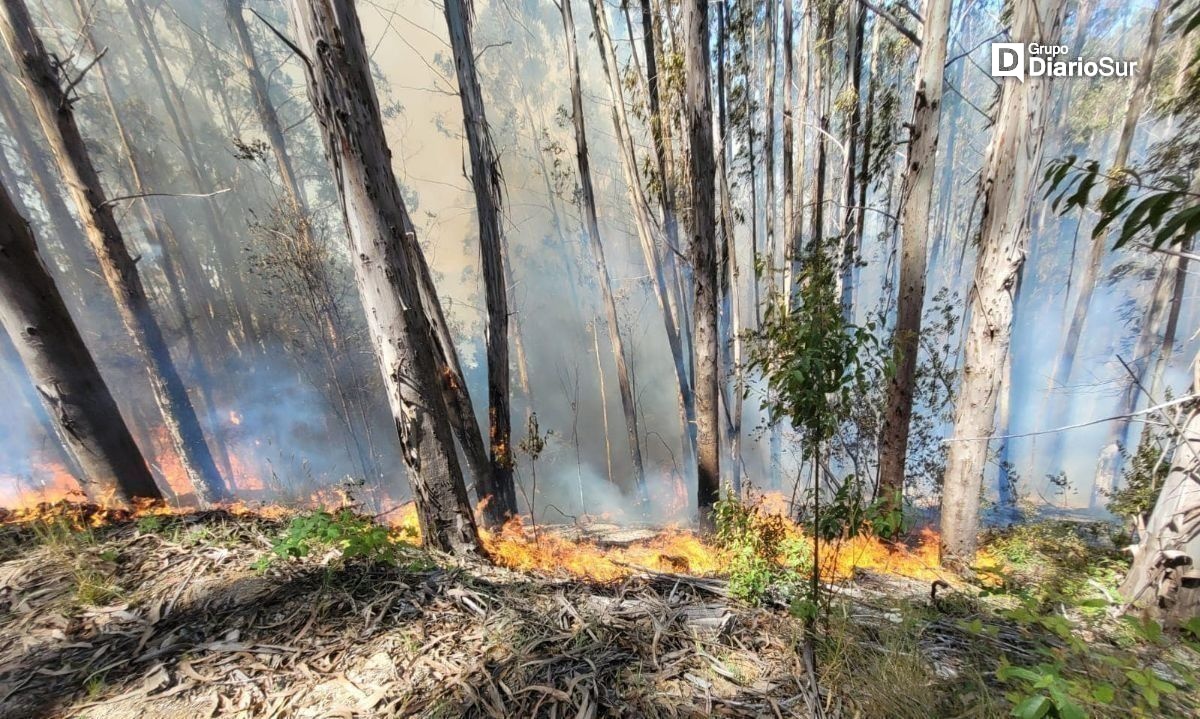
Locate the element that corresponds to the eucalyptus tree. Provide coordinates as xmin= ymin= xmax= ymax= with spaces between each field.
xmin=878 ymin=0 xmax=955 ymax=507
xmin=559 ymin=0 xmax=647 ymax=499
xmin=682 ymin=0 xmax=719 ymax=525
xmin=0 ymin=0 xmax=230 ymax=504
xmin=940 ymin=0 xmax=1068 ymax=567
xmin=285 ymin=0 xmax=481 ymax=555
xmin=0 ymin=177 xmax=161 ymax=503
xmin=442 ymin=0 xmax=516 ymax=523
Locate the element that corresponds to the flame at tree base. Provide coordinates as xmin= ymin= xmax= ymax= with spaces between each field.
xmin=392 ymin=500 xmax=951 ymax=584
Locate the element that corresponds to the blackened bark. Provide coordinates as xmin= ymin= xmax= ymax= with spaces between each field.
xmin=683 ymin=0 xmax=719 ymax=526
xmin=0 ymin=177 xmax=161 ymax=502
xmin=443 ymin=0 xmax=516 ymax=524
xmin=0 ymin=0 xmax=228 ymax=504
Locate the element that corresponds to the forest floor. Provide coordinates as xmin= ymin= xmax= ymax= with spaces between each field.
xmin=0 ymin=504 xmax=1195 ymax=718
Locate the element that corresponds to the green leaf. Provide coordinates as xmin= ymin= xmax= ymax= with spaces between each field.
xmin=1010 ymin=695 xmax=1051 ymax=719
xmin=1092 ymin=683 xmax=1115 ymax=704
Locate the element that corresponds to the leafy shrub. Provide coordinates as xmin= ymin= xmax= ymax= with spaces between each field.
xmin=256 ymin=508 xmax=396 ymax=569
xmin=1106 ymin=430 xmax=1171 ymax=523
xmin=713 ymin=495 xmax=811 ymax=604
xmin=989 ymin=604 xmax=1196 ymax=718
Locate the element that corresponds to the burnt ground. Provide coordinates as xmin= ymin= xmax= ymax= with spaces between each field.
xmin=0 ymin=507 xmax=839 ymax=718
xmin=0 ymin=506 xmax=1190 ymax=718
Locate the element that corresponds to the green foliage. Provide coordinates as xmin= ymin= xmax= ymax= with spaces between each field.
xmin=255 ymin=508 xmax=397 ymax=569
xmin=983 ymin=521 xmax=1125 ymax=607
xmin=993 ymin=601 xmax=1196 ymax=718
xmin=1106 ymin=429 xmax=1172 ymax=522
xmin=712 ymin=494 xmax=811 ymax=605
xmin=746 ymin=243 xmax=885 ymax=448
xmin=1042 ymin=156 xmax=1200 ymax=251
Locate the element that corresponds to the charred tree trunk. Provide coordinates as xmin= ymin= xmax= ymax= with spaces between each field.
xmin=0 ymin=0 xmax=229 ymax=504
xmin=0 ymin=176 xmax=161 ymax=503
xmin=939 ymin=0 xmax=1067 ymax=567
xmin=877 ymin=0 xmax=954 ymax=508
xmin=683 ymin=0 xmax=719 ymax=526
xmin=286 ymin=0 xmax=481 ymax=556
xmin=443 ymin=0 xmax=516 ymax=524
xmin=561 ymin=0 xmax=647 ymax=500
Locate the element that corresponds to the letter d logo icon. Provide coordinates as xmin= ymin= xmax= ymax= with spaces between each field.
xmin=991 ymin=43 xmax=1025 ymax=81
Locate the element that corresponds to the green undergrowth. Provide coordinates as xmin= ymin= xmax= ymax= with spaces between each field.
xmin=816 ymin=521 xmax=1200 ymax=718
xmin=254 ymin=507 xmax=430 ymax=571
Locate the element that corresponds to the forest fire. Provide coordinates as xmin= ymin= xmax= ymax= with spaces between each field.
xmin=0 ymin=473 xmax=947 ymax=587
xmin=389 ymin=494 xmax=948 ymax=584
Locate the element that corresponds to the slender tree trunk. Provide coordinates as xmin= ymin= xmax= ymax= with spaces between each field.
xmin=1148 ymin=238 xmax=1191 ymax=402
xmin=69 ymin=0 xmax=238 ymax=490
xmin=837 ymin=2 xmax=864 ymax=319
xmin=409 ymin=240 xmax=494 ymax=510
xmin=591 ymin=320 xmax=615 ymax=487
xmin=1 ymin=0 xmax=229 ymax=504
xmin=877 ymin=0 xmax=954 ymax=508
xmin=443 ymin=0 xmax=516 ymax=524
xmin=683 ymin=0 xmax=719 ymax=526
xmin=586 ymin=0 xmax=695 ymax=475
xmin=124 ymin=0 xmax=259 ymax=348
xmin=1118 ymin=353 xmax=1200 ymax=625
xmin=1042 ymin=0 xmax=1168 ymax=468
xmin=0 ymin=174 xmax=161 ymax=503
xmin=286 ymin=0 xmax=481 ymax=556
xmin=224 ymin=0 xmax=306 ymax=213
xmin=0 ymin=71 xmax=96 ymax=311
xmin=809 ymin=3 xmax=829 ymax=257
xmin=640 ymin=0 xmax=678 ymax=270
xmin=940 ymin=0 xmax=1067 ymax=567
xmin=561 ymin=0 xmax=647 ymax=499
xmin=0 ymin=164 xmax=84 ymax=482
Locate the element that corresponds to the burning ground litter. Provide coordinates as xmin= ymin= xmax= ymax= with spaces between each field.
xmin=0 ymin=502 xmax=1191 ymax=718
xmin=0 ymin=500 xmax=952 ymax=718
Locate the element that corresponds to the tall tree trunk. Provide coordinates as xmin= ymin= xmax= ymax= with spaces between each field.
xmin=586 ymin=0 xmax=695 ymax=475
xmin=877 ymin=0 xmax=954 ymax=508
xmin=285 ymin=0 xmax=481 ymax=556
xmin=939 ymin=0 xmax=1067 ymax=567
xmin=224 ymin=0 xmax=306 ymax=213
xmin=809 ymin=3 xmax=829 ymax=258
xmin=0 ymin=71 xmax=96 ymax=311
xmin=716 ymin=0 xmax=743 ymax=496
xmin=0 ymin=161 xmax=85 ymax=482
xmin=591 ymin=319 xmax=615 ymax=487
xmin=124 ymin=0 xmax=259 ymax=349
xmin=1118 ymin=353 xmax=1200 ymax=625
xmin=1 ymin=0 xmax=229 ymax=504
xmin=560 ymin=0 xmax=647 ymax=499
xmin=1042 ymin=0 xmax=1168 ymax=469
xmin=837 ymin=2 xmax=864 ymax=319
xmin=0 ymin=175 xmax=161 ymax=503
xmin=69 ymin=0 xmax=237 ymax=490
xmin=443 ymin=0 xmax=516 ymax=524
xmin=639 ymin=0 xmax=679 ymax=273
xmin=683 ymin=0 xmax=718 ymax=526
